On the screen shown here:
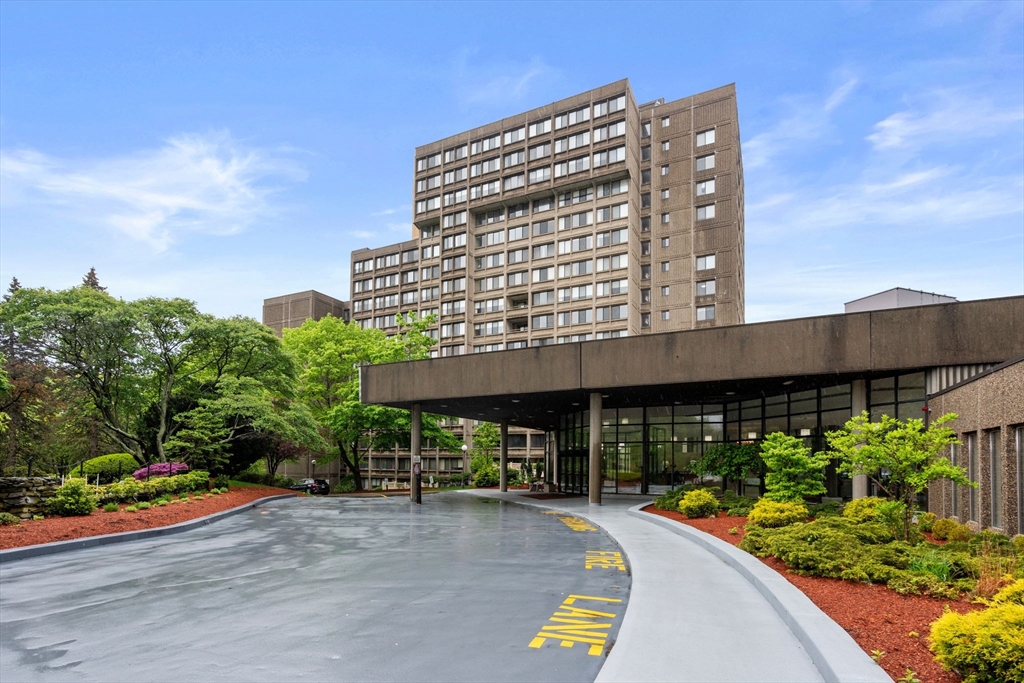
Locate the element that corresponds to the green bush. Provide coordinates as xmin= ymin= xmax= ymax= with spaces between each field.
xmin=212 ymin=475 xmax=230 ymax=490
xmin=69 ymin=453 xmax=139 ymax=483
xmin=917 ymin=512 xmax=936 ymax=533
xmin=1014 ymin=535 xmax=1024 ymax=556
xmin=125 ymin=505 xmax=137 ymax=512
xmin=929 ymin=579 xmax=1024 ymax=683
xmin=46 ymin=478 xmax=97 ymax=516
xmin=807 ymin=500 xmax=843 ymax=518
xmin=746 ymin=499 xmax=808 ymax=528
xmin=719 ymin=490 xmax=757 ymax=516
xmin=233 ymin=472 xmax=295 ymax=488
xmin=931 ymin=517 xmax=959 ymax=541
xmin=678 ymin=489 xmax=719 ymax=518
xmin=337 ymin=475 xmax=356 ymax=493
xmin=136 ymin=501 xmax=151 ymax=510
xmin=473 ymin=465 xmax=500 ymax=487
xmin=0 ymin=512 xmax=21 ymax=525
xmin=842 ymin=496 xmax=885 ymax=523
xmin=654 ymin=487 xmax=687 ymax=511
xmin=102 ymin=503 xmax=119 ymax=513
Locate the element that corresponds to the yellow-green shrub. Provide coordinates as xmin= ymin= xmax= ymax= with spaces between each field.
xmin=929 ymin=579 xmax=1024 ymax=683
xmin=842 ymin=496 xmax=885 ymax=523
xmin=931 ymin=517 xmax=958 ymax=540
xmin=917 ymin=512 xmax=936 ymax=532
xmin=677 ymin=489 xmax=719 ymax=518
xmin=746 ymin=499 xmax=808 ymax=528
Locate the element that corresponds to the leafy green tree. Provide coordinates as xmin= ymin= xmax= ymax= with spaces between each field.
xmin=470 ymin=421 xmax=500 ymax=473
xmin=688 ymin=442 xmax=763 ymax=491
xmin=283 ymin=312 xmax=447 ymax=489
xmin=826 ymin=411 xmax=968 ymax=542
xmin=759 ymin=432 xmax=829 ymax=502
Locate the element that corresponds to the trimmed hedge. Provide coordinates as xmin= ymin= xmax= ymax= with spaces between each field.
xmin=678 ymin=489 xmax=719 ymax=518
xmin=70 ymin=453 xmax=139 ymax=483
xmin=842 ymin=496 xmax=885 ymax=523
xmin=46 ymin=478 xmax=97 ymax=516
xmin=746 ymin=499 xmax=808 ymax=528
xmin=92 ymin=471 xmax=211 ymax=504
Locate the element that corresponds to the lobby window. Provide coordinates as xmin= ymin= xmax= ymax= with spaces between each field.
xmin=661 ymin=237 xmax=670 ymax=247
xmin=661 ymin=141 xmax=670 ymax=151
xmin=696 ymin=179 xmax=715 ymax=196
xmin=660 ymin=310 xmax=670 ymax=321
xmin=661 ymin=212 xmax=670 ymax=224
xmin=641 ymin=313 xmax=651 ymax=328
xmin=697 ymin=279 xmax=716 ymax=296
xmin=696 ymin=254 xmax=716 ymax=271
xmin=991 ymin=429 xmax=1003 ymax=529
xmin=696 ymin=204 xmax=716 ymax=221
xmin=696 ymin=129 xmax=716 ymax=147
xmin=661 ymin=116 xmax=670 ymax=127
xmin=696 ymin=154 xmax=715 ymax=171
xmin=642 ymin=169 xmax=651 ymax=185
xmin=696 ymin=305 xmax=715 ymax=321
xmin=660 ymin=261 xmax=670 ymax=272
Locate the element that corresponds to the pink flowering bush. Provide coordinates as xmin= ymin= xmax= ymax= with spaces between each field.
xmin=132 ymin=462 xmax=189 ymax=480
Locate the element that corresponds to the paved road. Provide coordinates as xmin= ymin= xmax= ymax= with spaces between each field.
xmin=0 ymin=494 xmax=630 ymax=683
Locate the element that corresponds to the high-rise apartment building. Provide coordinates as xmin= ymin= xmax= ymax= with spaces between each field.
xmin=350 ymin=79 xmax=744 ymax=353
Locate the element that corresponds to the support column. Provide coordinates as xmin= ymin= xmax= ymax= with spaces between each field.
xmin=411 ymin=403 xmax=422 ymax=504
xmin=589 ymin=392 xmax=602 ymax=505
xmin=499 ymin=419 xmax=509 ymax=492
xmin=851 ymin=379 xmax=869 ymax=499
xmin=548 ymin=430 xmax=558 ymax=491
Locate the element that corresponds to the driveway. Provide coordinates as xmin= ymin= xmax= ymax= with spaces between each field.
xmin=0 ymin=493 xmax=629 ymax=682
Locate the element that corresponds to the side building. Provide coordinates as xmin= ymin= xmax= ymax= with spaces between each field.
xmin=262 ymin=290 xmax=350 ymax=336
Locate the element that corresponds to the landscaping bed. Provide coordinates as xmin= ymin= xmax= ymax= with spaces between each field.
xmin=0 ymin=486 xmax=299 ymax=550
xmin=644 ymin=506 xmax=981 ymax=683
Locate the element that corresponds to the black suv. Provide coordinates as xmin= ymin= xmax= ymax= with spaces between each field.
xmin=290 ymin=478 xmax=330 ymax=495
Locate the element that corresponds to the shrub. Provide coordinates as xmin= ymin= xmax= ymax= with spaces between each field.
xmin=132 ymin=462 xmax=189 ymax=480
xmin=337 ymin=475 xmax=356 ymax=493
xmin=125 ymin=505 xmax=137 ymax=512
xmin=947 ymin=522 xmax=974 ymax=543
xmin=233 ymin=471 xmax=295 ymax=488
xmin=136 ymin=501 xmax=151 ymax=510
xmin=929 ymin=581 xmax=1024 ymax=683
xmin=102 ymin=503 xmax=119 ymax=513
xmin=0 ymin=512 xmax=21 ymax=525
xmin=212 ymin=475 xmax=230 ymax=490
xmin=473 ymin=465 xmax=500 ymax=487
xmin=654 ymin=487 xmax=688 ymax=511
xmin=877 ymin=500 xmax=920 ymax=542
xmin=32 ymin=514 xmax=44 ymax=520
xmin=677 ymin=489 xmax=719 ymax=518
xmin=917 ymin=512 xmax=936 ymax=533
xmin=46 ymin=479 xmax=97 ymax=516
xmin=70 ymin=453 xmax=139 ymax=483
xmin=759 ymin=432 xmax=828 ymax=502
xmin=842 ymin=496 xmax=885 ymax=523
xmin=807 ymin=500 xmax=843 ymax=518
xmin=909 ymin=549 xmax=955 ymax=582
xmin=931 ymin=517 xmax=959 ymax=541
xmin=746 ymin=499 xmax=808 ymax=528
xmin=1014 ymin=535 xmax=1024 ymax=556
xmin=719 ymin=490 xmax=756 ymax=516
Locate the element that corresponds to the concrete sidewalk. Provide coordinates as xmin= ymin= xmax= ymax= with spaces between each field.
xmin=464 ymin=490 xmax=891 ymax=683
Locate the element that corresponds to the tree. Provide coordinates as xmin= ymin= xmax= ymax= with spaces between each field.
xmin=759 ymin=432 xmax=829 ymax=502
xmin=470 ymin=421 xmax=500 ymax=472
xmin=826 ymin=411 xmax=968 ymax=542
xmin=283 ymin=312 xmax=445 ymax=489
xmin=3 ymin=277 xmax=21 ymax=302
xmin=688 ymin=442 xmax=763 ymax=491
xmin=82 ymin=268 xmax=106 ymax=292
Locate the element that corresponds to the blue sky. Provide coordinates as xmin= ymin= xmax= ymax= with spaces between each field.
xmin=1 ymin=0 xmax=1022 ymax=322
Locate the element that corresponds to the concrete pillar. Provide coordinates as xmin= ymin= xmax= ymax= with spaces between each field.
xmin=589 ymin=392 xmax=602 ymax=505
xmin=410 ymin=403 xmax=422 ymax=504
xmin=851 ymin=379 xmax=869 ymax=499
xmin=549 ymin=430 xmax=558 ymax=490
xmin=499 ymin=419 xmax=509 ymax=492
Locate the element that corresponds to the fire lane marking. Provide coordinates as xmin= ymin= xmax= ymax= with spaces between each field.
xmin=585 ymin=550 xmax=626 ymax=571
xmin=529 ymin=594 xmax=622 ymax=656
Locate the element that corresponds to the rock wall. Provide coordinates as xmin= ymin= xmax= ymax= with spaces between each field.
xmin=0 ymin=477 xmax=60 ymax=519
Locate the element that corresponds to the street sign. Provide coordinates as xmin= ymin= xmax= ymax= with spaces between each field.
xmin=413 ymin=462 xmax=421 ymax=476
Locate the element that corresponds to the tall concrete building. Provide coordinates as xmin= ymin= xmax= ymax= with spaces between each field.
xmin=350 ymin=79 xmax=744 ymax=354
xmin=262 ymin=290 xmax=349 ymax=336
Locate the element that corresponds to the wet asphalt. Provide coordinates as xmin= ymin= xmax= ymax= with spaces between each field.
xmin=0 ymin=493 xmax=630 ymax=683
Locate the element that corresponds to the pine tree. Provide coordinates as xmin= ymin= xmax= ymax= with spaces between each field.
xmin=82 ymin=267 xmax=106 ymax=292
xmin=3 ymin=277 xmax=20 ymax=302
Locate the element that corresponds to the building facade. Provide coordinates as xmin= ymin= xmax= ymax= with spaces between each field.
xmin=262 ymin=290 xmax=350 ymax=336
xmin=350 ymin=79 xmax=744 ymax=355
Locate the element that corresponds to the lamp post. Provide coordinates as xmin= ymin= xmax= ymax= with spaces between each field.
xmin=461 ymin=444 xmax=469 ymax=488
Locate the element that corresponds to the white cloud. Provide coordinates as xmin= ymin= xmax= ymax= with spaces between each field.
xmin=866 ymin=91 xmax=1024 ymax=150
xmin=455 ymin=54 xmax=552 ymax=108
xmin=0 ymin=132 xmax=306 ymax=251
xmin=371 ymin=205 xmax=407 ymax=217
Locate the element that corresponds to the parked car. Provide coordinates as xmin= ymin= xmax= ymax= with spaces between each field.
xmin=290 ymin=478 xmax=330 ymax=495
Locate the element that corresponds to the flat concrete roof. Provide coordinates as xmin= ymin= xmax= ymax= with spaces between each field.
xmin=360 ymin=296 xmax=1024 ymax=430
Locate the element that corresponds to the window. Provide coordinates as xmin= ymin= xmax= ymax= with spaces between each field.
xmin=422 ymin=245 xmax=440 ymax=260
xmin=504 ymin=127 xmax=525 ymax=145
xmin=475 ymin=320 xmax=504 ymax=336
xmin=421 ymin=286 xmax=439 ymax=301
xmin=661 ymin=212 xmax=670 ymax=224
xmin=401 ymin=270 xmax=418 ymax=284
xmin=416 ymin=196 xmax=440 ymax=213
xmin=661 ymin=165 xmax=670 ymax=177
xmin=559 ymin=187 xmax=592 ymax=207
xmin=532 ymin=266 xmax=555 ymax=282
xmin=532 ymin=314 xmax=554 ymax=329
xmin=642 ymin=193 xmax=651 ymax=208
xmin=642 ymin=122 xmax=651 ymax=137
xmin=475 ymin=275 xmax=504 ymax=292
xmin=661 ymin=286 xmax=670 ymax=296
xmin=593 ymin=94 xmax=625 ymax=117
xmin=558 ymin=259 xmax=592 ymax=278
xmin=533 ymin=242 xmax=555 ymax=259
xmin=470 ymin=180 xmax=500 ymax=200
xmin=661 ymin=116 xmax=670 ymax=127
xmin=641 ymin=240 xmax=651 ymax=256
xmin=529 ymin=119 xmax=551 ymax=137
xmin=354 ymin=259 xmax=373 ymax=274
xmin=421 ymin=265 xmax=439 ymax=280
xmin=474 ymin=253 xmax=503 ymax=270
xmin=442 ymin=233 xmax=466 ymax=250
xmin=532 ymin=290 xmax=555 ymax=305
xmin=595 ymin=202 xmax=628 ymax=223
xmin=401 ymin=291 xmax=418 ymax=305
xmin=696 ymin=154 xmax=715 ymax=171
xmin=402 ymin=249 xmax=418 ymax=264
xmin=444 ymin=167 xmax=467 ymax=184
xmin=443 ymin=189 xmax=467 ymax=206
xmin=443 ymin=211 xmax=467 ymax=228
xmin=476 ymin=208 xmax=504 ymax=226
xmin=529 ymin=142 xmax=551 ymax=161
xmin=597 ymin=304 xmax=628 ymax=321
xmin=595 ymin=330 xmax=627 ymax=339
xmin=696 ymin=204 xmax=716 ymax=221
xmin=444 ymin=145 xmax=467 ymax=163
xmin=416 ymin=175 xmax=441 ymax=193
xmin=660 ymin=261 xmax=671 ymax=272
xmin=441 ymin=322 xmax=465 ymax=338
xmin=643 ymin=287 xmax=652 ymax=303
xmin=473 ymin=298 xmax=503 ymax=315
xmin=696 ymin=179 xmax=715 ymax=196
xmin=474 ymin=343 xmax=504 ymax=354
xmin=661 ymin=310 xmax=670 ymax=321
xmin=696 ymin=129 xmax=715 ymax=147
xmin=442 ymin=277 xmax=466 ymax=294
xmin=507 ymin=247 xmax=528 ymax=264
xmin=596 ymin=179 xmax=628 ymax=198
xmin=593 ymin=120 xmax=626 ymax=142
xmin=375 ymin=273 xmax=399 ymax=288
xmin=661 ymin=189 xmax=669 ymax=199
xmin=470 ymin=157 xmax=501 ymax=177
xmin=533 ymin=219 xmax=554 ymax=236
xmin=642 ymin=146 xmax=651 ymax=161
xmin=558 ymin=210 xmax=593 ymax=230
xmin=593 ymin=145 xmax=626 ymax=167
xmin=503 ymin=173 xmax=525 ymax=191
xmin=374 ymin=314 xmax=397 ymax=329
xmin=555 ymin=131 xmax=590 ymax=153
xmin=353 ymin=298 xmax=372 ymax=313
xmin=596 ymin=278 xmax=628 ymax=296
xmin=661 ymin=141 xmax=670 ymax=151
xmin=641 ymin=169 xmax=651 ymax=185
xmin=696 ymin=254 xmax=717 ymax=272
xmin=991 ymin=430 xmax=1003 ymax=529
xmin=507 ymin=202 xmax=528 ymax=219
xmin=641 ymin=313 xmax=651 ymax=328
xmin=641 ymin=265 xmax=651 ymax=280
xmin=528 ymin=166 xmax=551 ymax=184
xmin=696 ymin=305 xmax=715 ymax=321
xmin=441 ymin=344 xmax=465 ymax=357
xmin=660 ymin=237 xmax=670 ymax=247
xmin=967 ymin=433 xmax=978 ymax=522
xmin=442 ymin=300 xmax=466 ymax=315
xmin=474 ymin=229 xmax=505 ymax=248
xmin=504 ymin=150 xmax=525 ymax=167
xmin=374 ymin=294 xmax=398 ymax=308
xmin=558 ymin=309 xmax=592 ymax=325
xmin=558 ymin=235 xmax=592 ymax=254
xmin=532 ymin=337 xmax=554 ymax=347
xmin=416 ymin=153 xmax=441 ymax=171
xmin=533 ymin=196 xmax=554 ymax=212
xmin=554 ymin=155 xmax=589 ymax=177
xmin=697 ymin=279 xmax=716 ymax=296
xmin=596 ymin=227 xmax=628 ymax=247
xmin=596 ymin=254 xmax=628 ymax=272
xmin=558 ymin=284 xmax=592 ymax=302
xmin=555 ymin=106 xmax=590 ymax=129
xmin=641 ymin=217 xmax=651 ymax=232
xmin=508 ymin=224 xmax=528 ymax=242
xmin=471 ymin=135 xmax=500 ymax=155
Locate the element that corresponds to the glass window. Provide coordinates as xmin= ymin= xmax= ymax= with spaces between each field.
xmin=696 ymin=129 xmax=716 ymax=146
xmin=696 ymin=280 xmax=715 ymax=296
xmin=696 ymin=154 xmax=715 ymax=171
xmin=696 ymin=179 xmax=715 ymax=196
xmin=991 ymin=430 xmax=1003 ymax=529
xmin=696 ymin=305 xmax=715 ymax=321
xmin=696 ymin=204 xmax=716 ymax=221
xmin=695 ymin=254 xmax=716 ymax=271
xmin=661 ymin=116 xmax=670 ymax=127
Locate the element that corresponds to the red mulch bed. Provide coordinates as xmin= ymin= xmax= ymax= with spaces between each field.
xmin=0 ymin=486 xmax=299 ymax=550
xmin=644 ymin=506 xmax=981 ymax=683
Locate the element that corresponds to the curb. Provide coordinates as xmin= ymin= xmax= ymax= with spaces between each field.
xmin=628 ymin=504 xmax=892 ymax=683
xmin=0 ymin=494 xmax=298 ymax=563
